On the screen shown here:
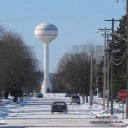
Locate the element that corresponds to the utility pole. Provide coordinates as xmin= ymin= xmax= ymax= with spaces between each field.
xmin=105 ymin=18 xmax=120 ymax=115
xmin=90 ymin=50 xmax=93 ymax=107
xmin=106 ymin=33 xmax=111 ymax=113
xmin=98 ymin=28 xmax=111 ymax=110
xmin=103 ymin=28 xmax=107 ymax=110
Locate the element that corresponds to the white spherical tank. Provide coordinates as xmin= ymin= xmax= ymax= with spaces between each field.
xmin=34 ymin=23 xmax=58 ymax=43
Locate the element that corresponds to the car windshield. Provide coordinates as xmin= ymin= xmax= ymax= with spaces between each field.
xmin=53 ymin=102 xmax=65 ymax=105
xmin=72 ymin=95 xmax=79 ymax=98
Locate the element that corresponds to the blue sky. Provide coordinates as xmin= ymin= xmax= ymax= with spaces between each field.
xmin=0 ymin=0 xmax=125 ymax=73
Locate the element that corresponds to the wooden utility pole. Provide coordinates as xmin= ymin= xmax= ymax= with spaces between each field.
xmin=90 ymin=50 xmax=93 ymax=107
xmin=105 ymin=18 xmax=119 ymax=115
xmin=98 ymin=28 xmax=111 ymax=110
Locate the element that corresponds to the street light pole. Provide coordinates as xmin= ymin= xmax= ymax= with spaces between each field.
xmin=90 ymin=50 xmax=93 ymax=107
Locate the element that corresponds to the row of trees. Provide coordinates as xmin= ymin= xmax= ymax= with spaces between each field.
xmin=0 ymin=25 xmax=42 ymax=102
xmin=52 ymin=44 xmax=103 ymax=102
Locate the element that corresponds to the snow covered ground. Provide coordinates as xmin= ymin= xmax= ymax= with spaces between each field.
xmin=0 ymin=93 xmax=128 ymax=128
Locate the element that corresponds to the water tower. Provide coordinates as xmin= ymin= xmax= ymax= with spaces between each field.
xmin=34 ymin=23 xmax=58 ymax=93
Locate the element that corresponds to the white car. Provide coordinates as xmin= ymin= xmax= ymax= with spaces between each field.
xmin=71 ymin=95 xmax=80 ymax=104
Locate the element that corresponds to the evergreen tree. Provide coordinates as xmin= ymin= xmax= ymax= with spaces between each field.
xmin=112 ymin=14 xmax=127 ymax=94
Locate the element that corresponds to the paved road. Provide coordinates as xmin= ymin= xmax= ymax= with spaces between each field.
xmin=1 ymin=118 xmax=127 ymax=128
xmin=0 ymin=96 xmax=127 ymax=128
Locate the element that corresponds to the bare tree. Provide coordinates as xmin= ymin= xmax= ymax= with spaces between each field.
xmin=55 ymin=43 xmax=103 ymax=103
xmin=0 ymin=30 xmax=40 ymax=101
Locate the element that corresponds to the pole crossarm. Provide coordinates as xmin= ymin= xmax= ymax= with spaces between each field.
xmin=98 ymin=28 xmax=112 ymax=32
xmin=105 ymin=19 xmax=120 ymax=22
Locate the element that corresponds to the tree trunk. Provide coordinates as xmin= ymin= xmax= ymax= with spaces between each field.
xmin=86 ymin=95 xmax=88 ymax=103
xmin=81 ymin=93 xmax=85 ymax=104
xmin=13 ymin=89 xmax=18 ymax=102
xmin=4 ymin=90 xmax=9 ymax=99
